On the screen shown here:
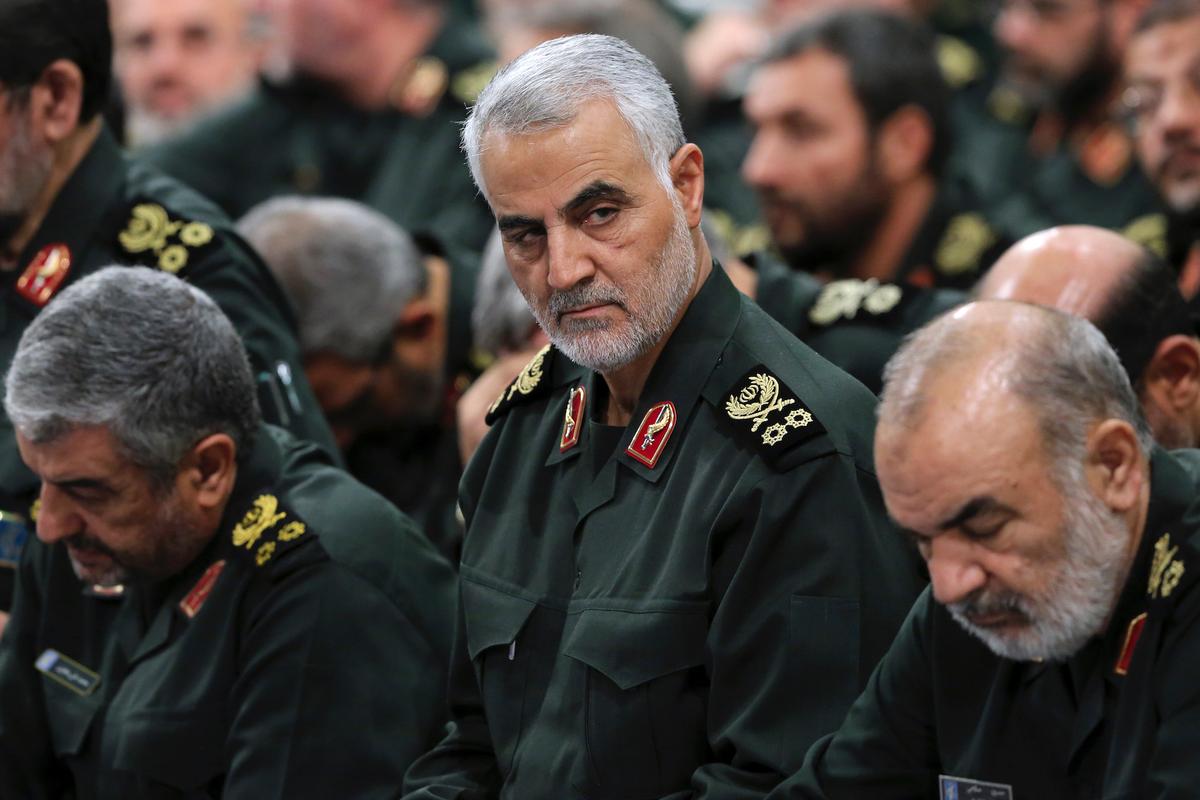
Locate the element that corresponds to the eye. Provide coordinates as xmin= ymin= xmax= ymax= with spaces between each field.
xmin=585 ymin=207 xmax=619 ymax=225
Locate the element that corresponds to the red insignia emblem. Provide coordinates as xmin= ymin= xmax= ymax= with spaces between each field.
xmin=1114 ymin=611 xmax=1148 ymax=676
xmin=16 ymin=244 xmax=72 ymax=307
xmin=625 ymin=401 xmax=677 ymax=468
xmin=178 ymin=560 xmax=226 ymax=619
xmin=560 ymin=385 xmax=586 ymax=452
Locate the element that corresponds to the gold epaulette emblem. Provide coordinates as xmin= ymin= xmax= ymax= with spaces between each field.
xmin=1121 ymin=214 xmax=1168 ymax=258
xmin=1149 ymin=533 xmax=1185 ymax=599
xmin=486 ymin=344 xmax=552 ymax=423
xmin=936 ymin=35 xmax=982 ymax=89
xmin=935 ymin=213 xmax=997 ymax=277
xmin=451 ymin=60 xmax=498 ymax=105
xmin=809 ymin=278 xmax=903 ymax=326
xmin=714 ymin=365 xmax=827 ymax=467
xmin=705 ymin=208 xmax=771 ymax=257
xmin=231 ymin=493 xmax=308 ymax=567
xmin=118 ymin=203 xmax=214 ymax=274
xmin=391 ymin=56 xmax=449 ymax=117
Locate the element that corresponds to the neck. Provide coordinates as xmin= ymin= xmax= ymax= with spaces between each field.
xmin=845 ymin=175 xmax=936 ymax=282
xmin=600 ymin=237 xmax=712 ymax=426
xmin=336 ymin=8 xmax=442 ymax=109
xmin=2 ymin=118 xmax=103 ymax=266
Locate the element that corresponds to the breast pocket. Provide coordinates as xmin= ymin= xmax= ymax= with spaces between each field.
xmin=461 ymin=578 xmax=537 ymax=775
xmin=562 ymin=606 xmax=709 ymax=800
xmin=107 ymin=706 xmax=227 ymax=797
xmin=44 ymin=685 xmax=102 ymax=761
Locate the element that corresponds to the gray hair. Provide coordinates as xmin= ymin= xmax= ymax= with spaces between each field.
xmin=462 ymin=33 xmax=686 ymax=200
xmin=5 ymin=267 xmax=261 ymax=485
xmin=881 ymin=302 xmax=1155 ymax=484
xmin=472 ymin=228 xmax=538 ymax=356
xmin=238 ymin=196 xmax=427 ymax=363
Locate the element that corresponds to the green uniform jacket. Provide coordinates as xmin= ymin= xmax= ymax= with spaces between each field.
xmin=770 ymin=447 xmax=1200 ymax=800
xmin=0 ymin=128 xmax=337 ymax=607
xmin=402 ymin=267 xmax=926 ymax=798
xmin=752 ymin=255 xmax=965 ymax=395
xmin=0 ymin=425 xmax=457 ymax=799
xmin=143 ymin=25 xmax=495 ymax=252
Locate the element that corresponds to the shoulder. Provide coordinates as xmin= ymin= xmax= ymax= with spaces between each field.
xmin=484 ymin=344 xmax=583 ymax=426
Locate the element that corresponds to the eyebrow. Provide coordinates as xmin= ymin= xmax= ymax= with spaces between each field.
xmin=496 ymin=180 xmax=633 ymax=234
xmin=937 ymin=496 xmax=1014 ymax=532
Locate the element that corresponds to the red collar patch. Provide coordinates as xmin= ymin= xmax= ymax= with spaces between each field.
xmin=16 ymin=244 xmax=72 ymax=307
xmin=560 ymin=385 xmax=586 ymax=452
xmin=626 ymin=401 xmax=677 ymax=468
xmin=1114 ymin=611 xmax=1148 ymax=676
xmin=179 ymin=560 xmax=226 ymax=619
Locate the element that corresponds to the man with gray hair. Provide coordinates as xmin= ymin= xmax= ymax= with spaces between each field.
xmin=0 ymin=267 xmax=456 ymax=797
xmin=239 ymin=196 xmax=476 ymax=558
xmin=770 ymin=301 xmax=1200 ymax=798
xmin=402 ymin=34 xmax=924 ymax=798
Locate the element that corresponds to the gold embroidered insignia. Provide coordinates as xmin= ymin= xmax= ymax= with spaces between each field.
xmin=935 ymin=214 xmax=997 ymax=277
xmin=451 ymin=60 xmax=498 ymax=105
xmin=1121 ymin=214 xmax=1168 ymax=258
xmin=391 ymin=56 xmax=448 ymax=117
xmin=936 ymin=35 xmax=982 ymax=89
xmin=809 ymin=279 xmax=903 ymax=326
xmin=232 ymin=494 xmax=287 ymax=549
xmin=486 ymin=344 xmax=554 ymax=424
xmin=255 ymin=541 xmax=277 ymax=567
xmin=1149 ymin=533 xmax=1185 ymax=599
xmin=29 ymin=498 xmax=40 ymax=523
xmin=626 ymin=401 xmax=677 ymax=468
xmin=718 ymin=366 xmax=826 ymax=462
xmin=560 ymin=385 xmax=586 ymax=453
xmin=118 ymin=203 xmax=214 ymax=274
xmin=278 ymin=521 xmax=306 ymax=542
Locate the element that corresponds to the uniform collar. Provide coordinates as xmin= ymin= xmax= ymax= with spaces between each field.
xmin=17 ymin=126 xmax=126 ymax=269
xmin=544 ymin=264 xmax=740 ymax=483
xmin=218 ymin=424 xmax=287 ymax=535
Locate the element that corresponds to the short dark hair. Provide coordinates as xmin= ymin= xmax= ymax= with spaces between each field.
xmin=1136 ymin=0 xmax=1200 ymax=33
xmin=0 ymin=0 xmax=112 ymax=122
xmin=1096 ymin=248 xmax=1197 ymax=387
xmin=759 ymin=9 xmax=951 ymax=178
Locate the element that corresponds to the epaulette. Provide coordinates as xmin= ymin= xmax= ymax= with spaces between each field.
xmin=934 ymin=213 xmax=999 ymax=278
xmin=116 ymin=200 xmax=218 ymax=276
xmin=1122 ymin=214 xmax=1169 ymax=258
xmin=716 ymin=365 xmax=827 ymax=468
xmin=390 ymin=56 xmax=448 ymax=118
xmin=808 ymin=278 xmax=904 ymax=327
xmin=486 ymin=344 xmax=555 ymax=425
xmin=229 ymin=492 xmax=312 ymax=570
xmin=1147 ymin=531 xmax=1196 ymax=608
xmin=936 ymin=35 xmax=983 ymax=90
xmin=987 ymin=85 xmax=1030 ymax=126
xmin=451 ymin=60 xmax=498 ymax=106
xmin=704 ymin=208 xmax=772 ymax=258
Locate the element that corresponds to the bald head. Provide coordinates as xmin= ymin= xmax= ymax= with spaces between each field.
xmin=976 ymin=226 xmax=1145 ymax=321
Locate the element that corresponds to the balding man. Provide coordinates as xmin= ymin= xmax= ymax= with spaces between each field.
xmin=771 ymin=301 xmax=1200 ymax=798
xmin=977 ymin=225 xmax=1200 ymax=447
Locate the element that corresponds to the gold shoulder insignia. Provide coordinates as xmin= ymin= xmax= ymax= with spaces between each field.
xmin=118 ymin=202 xmax=215 ymax=275
xmin=987 ymin=86 xmax=1029 ymax=126
xmin=935 ymin=213 xmax=998 ymax=277
xmin=809 ymin=279 xmax=903 ymax=326
xmin=391 ymin=56 xmax=449 ymax=117
xmin=1149 ymin=533 xmax=1186 ymax=599
xmin=230 ymin=492 xmax=309 ymax=568
xmin=486 ymin=344 xmax=555 ymax=425
xmin=451 ymin=60 xmax=498 ymax=106
xmin=1122 ymin=213 xmax=1168 ymax=258
xmin=937 ymin=35 xmax=983 ymax=90
xmin=718 ymin=366 xmax=826 ymax=466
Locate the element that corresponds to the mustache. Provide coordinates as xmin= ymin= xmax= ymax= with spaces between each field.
xmin=64 ymin=533 xmax=118 ymax=559
xmin=548 ymin=283 xmax=626 ymax=321
xmin=1159 ymin=143 xmax=1200 ymax=175
xmin=949 ymin=588 xmax=1031 ymax=624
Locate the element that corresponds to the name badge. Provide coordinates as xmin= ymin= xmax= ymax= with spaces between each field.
xmin=939 ymin=774 xmax=1014 ymax=800
xmin=35 ymin=649 xmax=101 ymax=697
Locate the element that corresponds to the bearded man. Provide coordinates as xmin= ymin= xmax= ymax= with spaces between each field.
xmin=400 ymin=34 xmax=925 ymax=799
xmin=770 ymin=300 xmax=1200 ymax=798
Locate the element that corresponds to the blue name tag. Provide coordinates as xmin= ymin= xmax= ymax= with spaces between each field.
xmin=939 ymin=774 xmax=1014 ymax=800
xmin=0 ymin=511 xmax=30 ymax=564
xmin=35 ymin=649 xmax=101 ymax=697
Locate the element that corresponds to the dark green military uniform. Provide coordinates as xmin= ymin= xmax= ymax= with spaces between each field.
xmin=402 ymin=266 xmax=925 ymax=798
xmin=143 ymin=24 xmax=495 ymax=252
xmin=950 ymin=86 xmax=1168 ymax=253
xmin=769 ymin=446 xmax=1200 ymax=800
xmin=0 ymin=425 xmax=456 ymax=799
xmin=751 ymin=254 xmax=965 ymax=395
xmin=0 ymin=128 xmax=336 ymax=609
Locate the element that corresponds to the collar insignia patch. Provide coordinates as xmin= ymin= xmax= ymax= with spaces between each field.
xmin=179 ymin=560 xmax=227 ymax=619
xmin=626 ymin=401 xmax=677 ymax=468
xmin=560 ymin=385 xmax=586 ymax=452
xmin=118 ymin=202 xmax=215 ymax=274
xmin=35 ymin=649 xmax=101 ymax=697
xmin=1114 ymin=611 xmax=1148 ymax=676
xmin=16 ymin=244 xmax=72 ymax=307
xmin=1149 ymin=532 xmax=1185 ymax=599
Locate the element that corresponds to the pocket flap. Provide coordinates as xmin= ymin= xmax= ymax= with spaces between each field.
xmin=563 ymin=607 xmax=708 ymax=690
xmin=462 ymin=578 xmax=538 ymax=661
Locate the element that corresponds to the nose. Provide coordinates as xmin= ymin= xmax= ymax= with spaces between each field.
xmin=926 ymin=535 xmax=989 ymax=606
xmin=34 ymin=484 xmax=83 ymax=545
xmin=993 ymin=3 xmax=1034 ymax=53
xmin=740 ymin=129 xmax=783 ymax=191
xmin=546 ymin=226 xmax=597 ymax=292
xmin=1157 ymin=82 xmax=1200 ymax=141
